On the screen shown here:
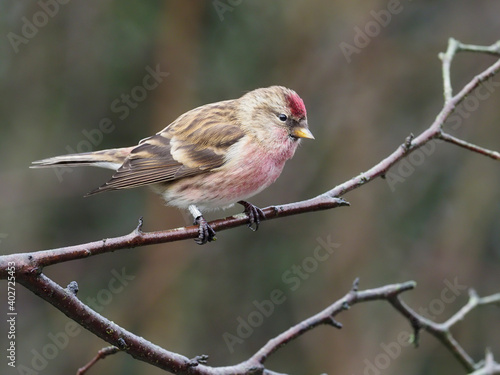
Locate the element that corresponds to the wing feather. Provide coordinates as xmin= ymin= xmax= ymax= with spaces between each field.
xmin=87 ymin=101 xmax=244 ymax=195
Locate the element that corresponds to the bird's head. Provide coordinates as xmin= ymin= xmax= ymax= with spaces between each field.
xmin=238 ymin=86 xmax=314 ymax=144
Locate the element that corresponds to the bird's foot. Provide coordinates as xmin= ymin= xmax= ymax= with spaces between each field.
xmin=194 ymin=216 xmax=216 ymax=245
xmin=238 ymin=200 xmax=266 ymax=231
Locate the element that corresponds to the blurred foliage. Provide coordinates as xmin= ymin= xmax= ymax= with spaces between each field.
xmin=1 ymin=1 xmax=499 ymax=374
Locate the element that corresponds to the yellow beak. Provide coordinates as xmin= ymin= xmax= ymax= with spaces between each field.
xmin=291 ymin=127 xmax=315 ymax=140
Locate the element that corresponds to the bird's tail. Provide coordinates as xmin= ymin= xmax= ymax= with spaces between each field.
xmin=30 ymin=147 xmax=134 ymax=171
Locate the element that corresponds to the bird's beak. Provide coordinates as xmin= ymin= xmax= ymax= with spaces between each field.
xmin=291 ymin=127 xmax=315 ymax=140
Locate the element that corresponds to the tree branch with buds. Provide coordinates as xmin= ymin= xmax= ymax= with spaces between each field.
xmin=1 ymin=38 xmax=500 ymax=374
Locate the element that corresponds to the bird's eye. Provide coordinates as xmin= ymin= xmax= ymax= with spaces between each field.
xmin=278 ymin=114 xmax=288 ymax=122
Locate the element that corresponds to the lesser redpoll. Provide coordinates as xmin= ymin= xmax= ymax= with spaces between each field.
xmin=32 ymin=86 xmax=314 ymax=244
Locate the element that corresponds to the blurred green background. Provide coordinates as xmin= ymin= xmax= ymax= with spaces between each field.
xmin=1 ymin=1 xmax=499 ymax=374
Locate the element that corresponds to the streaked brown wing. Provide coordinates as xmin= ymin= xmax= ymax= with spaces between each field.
xmin=87 ymin=101 xmax=244 ymax=195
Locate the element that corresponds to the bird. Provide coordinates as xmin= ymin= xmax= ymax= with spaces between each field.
xmin=31 ymin=86 xmax=314 ymax=244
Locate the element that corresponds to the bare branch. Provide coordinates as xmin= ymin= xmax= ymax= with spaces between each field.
xmin=0 ymin=38 xmax=499 ymax=375
xmin=388 ymin=288 xmax=500 ymax=372
xmin=251 ymin=280 xmax=416 ymax=365
xmin=19 ymin=269 xmax=416 ymax=375
xmin=17 ymin=273 xmax=198 ymax=374
xmin=0 ymin=196 xmax=349 ymax=274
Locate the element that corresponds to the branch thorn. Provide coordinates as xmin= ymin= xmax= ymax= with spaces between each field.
xmin=352 ymin=277 xmax=360 ymax=292
xmin=188 ymin=354 xmax=209 ymax=367
xmin=402 ymin=133 xmax=415 ymax=151
xmin=335 ymin=197 xmax=350 ymax=207
xmin=410 ymin=321 xmax=421 ymax=348
xmin=117 ymin=338 xmax=127 ymax=349
xmin=327 ymin=316 xmax=343 ymax=329
xmin=66 ymin=281 xmax=79 ymax=296
xmin=135 ymin=217 xmax=144 ymax=234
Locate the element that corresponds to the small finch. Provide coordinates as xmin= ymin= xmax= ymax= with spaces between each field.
xmin=31 ymin=86 xmax=314 ymax=244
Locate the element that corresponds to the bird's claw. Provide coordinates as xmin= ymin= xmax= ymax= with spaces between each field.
xmin=238 ymin=200 xmax=266 ymax=231
xmin=194 ymin=216 xmax=216 ymax=245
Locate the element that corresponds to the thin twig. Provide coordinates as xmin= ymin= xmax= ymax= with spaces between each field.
xmin=77 ymin=346 xmax=120 ymax=375
xmin=457 ymin=40 xmax=500 ymax=56
xmin=439 ymin=37 xmax=459 ymax=101
xmin=438 ymin=132 xmax=500 ymax=160
xmin=468 ymin=350 xmax=500 ymax=375
xmin=439 ymin=38 xmax=500 ymax=102
xmin=445 ymin=289 xmax=500 ymax=328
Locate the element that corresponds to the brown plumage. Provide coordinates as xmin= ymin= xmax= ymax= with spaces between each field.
xmin=32 ymin=86 xmax=314 ymax=244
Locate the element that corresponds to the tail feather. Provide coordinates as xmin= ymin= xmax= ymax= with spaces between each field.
xmin=31 ymin=147 xmax=133 ymax=170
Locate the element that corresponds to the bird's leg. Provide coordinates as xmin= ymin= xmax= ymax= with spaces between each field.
xmin=237 ymin=201 xmax=266 ymax=231
xmin=188 ymin=205 xmax=216 ymax=245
